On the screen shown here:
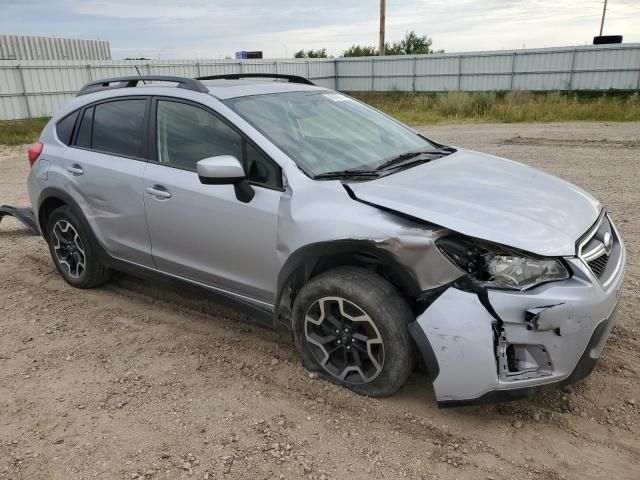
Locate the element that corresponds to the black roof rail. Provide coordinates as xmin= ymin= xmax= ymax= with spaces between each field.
xmin=76 ymin=75 xmax=209 ymax=96
xmin=196 ymin=73 xmax=316 ymax=86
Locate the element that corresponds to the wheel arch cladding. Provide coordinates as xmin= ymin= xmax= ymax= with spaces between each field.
xmin=38 ymin=195 xmax=67 ymax=239
xmin=275 ymin=239 xmax=424 ymax=325
xmin=37 ymin=187 xmax=109 ymax=263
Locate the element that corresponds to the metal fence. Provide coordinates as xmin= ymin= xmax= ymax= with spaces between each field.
xmin=0 ymin=35 xmax=111 ymax=61
xmin=1 ymin=43 xmax=639 ymax=120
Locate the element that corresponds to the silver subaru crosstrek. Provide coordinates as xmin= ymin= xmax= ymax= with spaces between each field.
xmin=20 ymin=74 xmax=625 ymax=405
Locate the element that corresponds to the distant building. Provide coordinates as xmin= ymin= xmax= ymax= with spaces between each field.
xmin=0 ymin=35 xmax=111 ymax=60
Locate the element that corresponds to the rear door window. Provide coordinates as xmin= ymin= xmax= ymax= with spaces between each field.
xmin=91 ymin=99 xmax=147 ymax=158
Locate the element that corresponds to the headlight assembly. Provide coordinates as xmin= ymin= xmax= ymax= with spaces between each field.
xmin=436 ymin=236 xmax=569 ymax=291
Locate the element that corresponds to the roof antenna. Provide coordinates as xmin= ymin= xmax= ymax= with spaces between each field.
xmin=134 ymin=65 xmax=148 ymax=84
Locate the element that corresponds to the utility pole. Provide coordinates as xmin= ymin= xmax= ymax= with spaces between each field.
xmin=599 ymin=0 xmax=608 ymax=36
xmin=379 ymin=0 xmax=386 ymax=56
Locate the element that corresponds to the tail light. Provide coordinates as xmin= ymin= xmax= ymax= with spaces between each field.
xmin=27 ymin=142 xmax=43 ymax=168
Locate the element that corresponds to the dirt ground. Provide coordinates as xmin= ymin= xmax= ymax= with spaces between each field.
xmin=1 ymin=122 xmax=639 ymax=480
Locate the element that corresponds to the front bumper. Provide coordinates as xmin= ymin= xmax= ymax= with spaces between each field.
xmin=409 ymin=223 xmax=626 ymax=407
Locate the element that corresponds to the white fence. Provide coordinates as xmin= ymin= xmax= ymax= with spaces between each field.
xmin=0 ymin=35 xmax=111 ymax=61
xmin=1 ymin=43 xmax=639 ymax=120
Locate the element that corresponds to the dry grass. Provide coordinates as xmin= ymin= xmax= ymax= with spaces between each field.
xmin=0 ymin=92 xmax=639 ymax=146
xmin=0 ymin=117 xmax=49 ymax=145
xmin=351 ymin=91 xmax=640 ymax=124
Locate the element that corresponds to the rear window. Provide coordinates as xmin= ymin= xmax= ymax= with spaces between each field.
xmin=55 ymin=110 xmax=79 ymax=145
xmin=92 ymin=100 xmax=147 ymax=158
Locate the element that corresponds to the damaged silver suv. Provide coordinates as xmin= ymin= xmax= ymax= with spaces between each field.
xmin=20 ymin=74 xmax=625 ymax=405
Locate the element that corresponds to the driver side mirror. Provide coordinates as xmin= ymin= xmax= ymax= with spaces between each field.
xmin=197 ymin=155 xmax=255 ymax=203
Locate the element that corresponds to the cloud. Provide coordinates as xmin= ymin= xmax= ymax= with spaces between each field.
xmin=73 ymin=2 xmax=207 ymax=21
xmin=0 ymin=0 xmax=638 ymax=58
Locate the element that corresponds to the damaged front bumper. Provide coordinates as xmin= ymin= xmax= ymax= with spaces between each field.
xmin=409 ymin=233 xmax=626 ymax=407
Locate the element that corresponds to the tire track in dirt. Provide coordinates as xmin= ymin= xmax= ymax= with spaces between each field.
xmin=2 ymin=123 xmax=639 ymax=479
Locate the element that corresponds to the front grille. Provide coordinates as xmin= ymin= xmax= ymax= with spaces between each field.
xmin=587 ymin=253 xmax=610 ymax=278
xmin=578 ymin=213 xmax=621 ymax=286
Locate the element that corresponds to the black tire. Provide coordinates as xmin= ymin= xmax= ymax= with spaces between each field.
xmin=292 ymin=266 xmax=415 ymax=397
xmin=46 ymin=206 xmax=111 ymax=288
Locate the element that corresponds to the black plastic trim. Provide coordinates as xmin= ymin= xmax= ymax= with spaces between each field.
xmin=77 ymin=76 xmax=209 ymax=96
xmin=275 ymin=239 xmax=423 ymax=326
xmin=197 ymin=73 xmax=315 ymax=86
xmin=0 ymin=206 xmax=40 ymax=235
xmin=407 ymin=320 xmax=440 ymax=380
xmin=108 ymin=257 xmax=274 ymax=327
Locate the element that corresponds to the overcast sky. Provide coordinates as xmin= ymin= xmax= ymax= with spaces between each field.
xmin=2 ymin=0 xmax=639 ymax=59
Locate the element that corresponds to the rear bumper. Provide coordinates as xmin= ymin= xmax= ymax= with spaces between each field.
xmin=409 ymin=227 xmax=625 ymax=407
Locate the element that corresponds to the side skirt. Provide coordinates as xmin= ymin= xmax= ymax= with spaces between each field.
xmin=108 ymin=256 xmax=276 ymax=328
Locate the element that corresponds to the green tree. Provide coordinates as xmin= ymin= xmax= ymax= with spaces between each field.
xmin=342 ymin=45 xmax=378 ymax=57
xmin=294 ymin=48 xmax=328 ymax=58
xmin=391 ymin=31 xmax=436 ymax=55
xmin=342 ymin=31 xmax=442 ymax=57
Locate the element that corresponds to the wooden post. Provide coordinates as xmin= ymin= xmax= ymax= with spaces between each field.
xmin=379 ymin=0 xmax=386 ymax=56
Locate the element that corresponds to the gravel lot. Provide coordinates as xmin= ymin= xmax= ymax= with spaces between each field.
xmin=1 ymin=122 xmax=638 ymax=480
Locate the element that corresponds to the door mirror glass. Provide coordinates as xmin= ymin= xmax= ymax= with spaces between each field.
xmin=197 ymin=155 xmax=245 ymax=184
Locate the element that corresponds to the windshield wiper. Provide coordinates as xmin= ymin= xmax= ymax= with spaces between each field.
xmin=314 ymin=168 xmax=380 ymax=180
xmin=375 ymin=149 xmax=451 ymax=171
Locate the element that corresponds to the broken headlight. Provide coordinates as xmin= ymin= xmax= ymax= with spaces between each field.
xmin=437 ymin=236 xmax=569 ymax=291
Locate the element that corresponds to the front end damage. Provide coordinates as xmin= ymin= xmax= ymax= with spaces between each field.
xmin=407 ymin=215 xmax=626 ymax=407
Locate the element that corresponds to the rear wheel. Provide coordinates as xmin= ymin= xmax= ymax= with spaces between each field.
xmin=46 ymin=206 xmax=111 ymax=288
xmin=292 ymin=266 xmax=415 ymax=397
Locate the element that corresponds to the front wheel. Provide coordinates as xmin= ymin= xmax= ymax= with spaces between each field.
xmin=292 ymin=266 xmax=415 ymax=397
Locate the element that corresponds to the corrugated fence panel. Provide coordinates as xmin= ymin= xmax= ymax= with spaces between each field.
xmin=0 ymin=35 xmax=111 ymax=60
xmin=0 ymin=96 xmax=27 ymax=120
xmin=1 ymin=44 xmax=638 ymax=120
xmin=308 ymin=60 xmax=336 ymax=89
xmin=372 ymin=58 xmax=413 ymax=91
xmin=415 ymin=56 xmax=459 ymax=91
xmin=0 ymin=66 xmax=22 ymax=95
xmin=30 ymin=93 xmax=75 ymax=118
xmin=336 ymin=59 xmax=374 ymax=91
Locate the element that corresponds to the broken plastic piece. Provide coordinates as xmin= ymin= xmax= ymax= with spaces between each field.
xmin=524 ymin=303 xmax=565 ymax=332
xmin=0 ymin=205 xmax=39 ymax=235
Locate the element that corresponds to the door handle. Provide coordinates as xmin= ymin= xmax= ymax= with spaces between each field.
xmin=145 ymin=185 xmax=172 ymax=199
xmin=66 ymin=164 xmax=84 ymax=176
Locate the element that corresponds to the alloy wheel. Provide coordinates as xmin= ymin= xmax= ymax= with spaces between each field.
xmin=304 ymin=296 xmax=384 ymax=384
xmin=52 ymin=219 xmax=86 ymax=278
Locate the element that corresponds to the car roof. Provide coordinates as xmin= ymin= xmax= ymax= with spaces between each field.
xmin=201 ymin=79 xmax=328 ymax=100
xmin=53 ymin=78 xmax=329 ymax=121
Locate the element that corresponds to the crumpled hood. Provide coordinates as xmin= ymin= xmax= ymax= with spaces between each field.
xmin=349 ymin=149 xmax=601 ymax=257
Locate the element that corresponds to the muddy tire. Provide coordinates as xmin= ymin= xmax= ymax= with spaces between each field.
xmin=46 ymin=206 xmax=111 ymax=289
xmin=292 ymin=266 xmax=415 ymax=397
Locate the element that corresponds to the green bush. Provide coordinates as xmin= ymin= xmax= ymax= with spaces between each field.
xmin=0 ymin=117 xmax=49 ymax=145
